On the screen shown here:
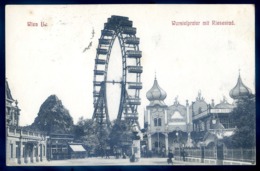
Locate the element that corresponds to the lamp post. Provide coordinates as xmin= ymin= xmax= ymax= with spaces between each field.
xmin=176 ymin=131 xmax=180 ymax=159
xmin=211 ymin=114 xmax=224 ymax=165
xmin=157 ymin=131 xmax=159 ymax=155
xmin=131 ymin=123 xmax=140 ymax=162
xmin=212 ymin=115 xmax=217 ymax=124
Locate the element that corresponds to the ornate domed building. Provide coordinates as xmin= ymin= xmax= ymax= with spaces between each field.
xmin=146 ymin=76 xmax=167 ymax=107
xmin=144 ymin=76 xmax=192 ymax=156
xmin=190 ymin=72 xmax=253 ymax=159
xmin=143 ymin=72 xmax=254 ymax=159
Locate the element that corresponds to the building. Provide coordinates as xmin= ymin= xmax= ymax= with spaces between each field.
xmin=144 ymin=76 xmax=192 ymax=156
xmin=68 ymin=142 xmax=87 ymax=159
xmin=191 ymin=92 xmax=235 ymax=147
xmin=144 ymin=72 xmax=253 ymax=156
xmin=6 ymin=80 xmax=47 ymax=165
xmin=47 ymin=133 xmax=86 ymax=160
xmin=193 ymin=72 xmax=252 ymax=148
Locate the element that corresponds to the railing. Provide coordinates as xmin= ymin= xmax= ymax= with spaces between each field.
xmin=102 ymin=30 xmax=114 ymax=36
xmin=9 ymin=127 xmax=15 ymax=133
xmin=126 ymin=97 xmax=141 ymax=105
xmin=193 ymin=110 xmax=209 ymax=120
xmin=124 ymin=113 xmax=138 ymax=120
xmin=128 ymin=82 xmax=142 ymax=89
xmin=126 ymin=50 xmax=142 ymax=58
xmin=205 ymin=149 xmax=216 ymax=159
xmin=175 ymin=148 xmax=255 ymax=163
xmin=180 ymin=148 xmax=201 ymax=158
xmin=123 ymin=27 xmax=136 ymax=34
xmin=224 ymin=148 xmax=255 ymax=162
xmin=7 ymin=126 xmax=46 ymax=139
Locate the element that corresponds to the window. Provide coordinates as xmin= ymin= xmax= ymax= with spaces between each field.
xmin=43 ymin=145 xmax=45 ymax=156
xmin=10 ymin=144 xmax=13 ymax=158
xmin=16 ymin=142 xmax=19 ymax=158
xmin=155 ymin=141 xmax=161 ymax=148
xmin=154 ymin=118 xmax=157 ymax=126
xmin=154 ymin=118 xmax=162 ymax=127
xmin=35 ymin=147 xmax=38 ymax=157
xmin=158 ymin=118 xmax=162 ymax=126
xmin=23 ymin=146 xmax=25 ymax=157
xmin=198 ymin=107 xmax=202 ymax=113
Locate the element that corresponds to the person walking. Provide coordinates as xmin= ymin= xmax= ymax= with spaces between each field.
xmin=181 ymin=148 xmax=186 ymax=161
xmin=167 ymin=150 xmax=174 ymax=165
xmin=105 ymin=150 xmax=110 ymax=159
xmin=130 ymin=153 xmax=136 ymax=162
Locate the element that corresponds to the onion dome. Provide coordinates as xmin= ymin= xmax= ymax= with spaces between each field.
xmin=146 ymin=76 xmax=167 ymax=107
xmin=229 ymin=72 xmax=252 ymax=99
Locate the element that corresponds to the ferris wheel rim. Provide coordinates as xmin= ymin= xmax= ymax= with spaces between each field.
xmin=93 ymin=15 xmax=142 ymax=124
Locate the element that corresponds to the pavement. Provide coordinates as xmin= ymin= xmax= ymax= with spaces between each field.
xmin=12 ymin=157 xmax=207 ymax=166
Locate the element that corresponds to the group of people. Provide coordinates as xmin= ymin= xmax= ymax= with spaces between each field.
xmin=167 ymin=148 xmax=187 ymax=164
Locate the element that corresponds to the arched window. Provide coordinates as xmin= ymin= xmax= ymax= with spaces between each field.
xmin=154 ymin=118 xmax=157 ymax=126
xmin=158 ymin=118 xmax=162 ymax=126
xmin=198 ymin=107 xmax=202 ymax=113
xmin=154 ymin=118 xmax=162 ymax=127
xmin=155 ymin=141 xmax=161 ymax=148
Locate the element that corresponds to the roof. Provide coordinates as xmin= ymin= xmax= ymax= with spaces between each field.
xmin=5 ymin=80 xmax=14 ymax=101
xmin=69 ymin=145 xmax=86 ymax=152
xmin=147 ymin=100 xmax=167 ymax=107
xmin=203 ymin=133 xmax=217 ymax=146
xmin=214 ymin=97 xmax=234 ymax=109
xmin=146 ymin=77 xmax=167 ymax=101
xmin=211 ymin=121 xmax=225 ymax=129
xmin=146 ymin=77 xmax=167 ymax=107
xmin=229 ymin=73 xmax=252 ymax=99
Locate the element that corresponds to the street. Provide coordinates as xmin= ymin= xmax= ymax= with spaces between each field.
xmin=14 ymin=157 xmax=206 ymax=166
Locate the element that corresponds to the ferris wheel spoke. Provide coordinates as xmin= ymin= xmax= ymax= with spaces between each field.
xmin=92 ymin=15 xmax=142 ymax=132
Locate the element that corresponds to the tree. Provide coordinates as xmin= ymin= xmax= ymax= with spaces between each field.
xmin=224 ymin=95 xmax=255 ymax=148
xmin=190 ymin=131 xmax=206 ymax=146
xmin=109 ymin=119 xmax=132 ymax=148
xmin=30 ymin=95 xmax=74 ymax=135
xmin=73 ymin=117 xmax=99 ymax=150
xmin=74 ymin=117 xmax=112 ymax=155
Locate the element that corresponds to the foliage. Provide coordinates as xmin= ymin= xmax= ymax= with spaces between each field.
xmin=223 ymin=95 xmax=256 ymax=148
xmin=73 ymin=117 xmax=99 ymax=149
xmin=190 ymin=131 xmax=206 ymax=145
xmin=74 ymin=117 xmax=111 ymax=151
xmin=169 ymin=130 xmax=188 ymax=145
xmin=30 ymin=95 xmax=74 ymax=135
xmin=109 ymin=119 xmax=132 ymax=147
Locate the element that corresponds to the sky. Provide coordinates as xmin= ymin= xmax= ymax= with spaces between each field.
xmin=6 ymin=5 xmax=255 ymax=126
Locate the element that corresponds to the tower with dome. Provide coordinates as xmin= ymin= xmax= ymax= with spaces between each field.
xmin=144 ymin=76 xmax=192 ymax=156
xmin=143 ymin=71 xmax=254 ymax=157
xmin=191 ymin=72 xmax=253 ymax=148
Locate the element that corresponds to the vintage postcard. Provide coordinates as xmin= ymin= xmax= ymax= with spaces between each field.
xmin=5 ymin=5 xmax=255 ymax=166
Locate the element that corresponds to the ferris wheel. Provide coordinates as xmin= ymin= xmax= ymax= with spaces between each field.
xmin=92 ymin=15 xmax=143 ymax=128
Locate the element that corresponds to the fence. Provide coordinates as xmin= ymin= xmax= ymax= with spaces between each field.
xmin=224 ymin=148 xmax=255 ymax=162
xmin=175 ymin=148 xmax=255 ymax=163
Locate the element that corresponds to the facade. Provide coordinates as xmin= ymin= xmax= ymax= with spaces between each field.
xmin=144 ymin=77 xmax=192 ymax=156
xmin=47 ymin=133 xmax=74 ymax=160
xmin=192 ymin=92 xmax=235 ymax=147
xmin=47 ymin=134 xmax=86 ymax=160
xmin=6 ymin=80 xmax=47 ymax=165
xmin=68 ymin=143 xmax=87 ymax=159
xmin=193 ymin=73 xmax=252 ymax=147
xmin=144 ymin=73 xmax=253 ymax=156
